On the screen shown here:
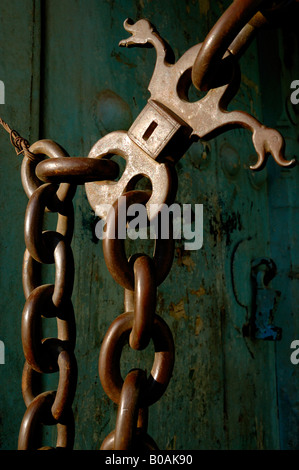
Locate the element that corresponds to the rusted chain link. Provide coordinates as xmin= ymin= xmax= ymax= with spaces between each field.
xmin=99 ymin=312 xmax=175 ymax=406
xmin=103 ymin=191 xmax=174 ymax=290
xmin=99 ymin=189 xmax=175 ymax=450
xmin=18 ymin=391 xmax=75 ymax=450
xmin=13 ymin=135 xmax=119 ymax=449
xmin=130 ymin=255 xmax=156 ymax=350
xmin=113 ymin=369 xmax=147 ymax=450
xmin=18 ymin=140 xmax=78 ymax=450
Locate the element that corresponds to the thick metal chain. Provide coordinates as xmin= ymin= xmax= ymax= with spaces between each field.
xmin=18 ymin=140 xmax=77 ymax=450
xmin=99 ymin=190 xmax=175 ymax=450
xmin=18 ymin=140 xmax=118 ymax=449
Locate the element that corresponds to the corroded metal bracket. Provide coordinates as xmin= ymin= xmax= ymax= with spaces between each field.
xmin=85 ymin=18 xmax=295 ymax=220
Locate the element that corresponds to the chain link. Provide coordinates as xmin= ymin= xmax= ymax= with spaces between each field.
xmin=99 ymin=190 xmax=175 ymax=449
xmin=18 ymin=140 xmax=118 ymax=449
xmin=18 ymin=141 xmax=78 ymax=449
xmin=103 ymin=190 xmax=175 ymax=291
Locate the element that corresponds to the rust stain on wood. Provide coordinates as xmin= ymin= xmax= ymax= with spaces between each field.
xmin=190 ymin=286 xmax=206 ymax=297
xmin=195 ymin=315 xmax=204 ymax=335
xmin=169 ymin=299 xmax=188 ymax=320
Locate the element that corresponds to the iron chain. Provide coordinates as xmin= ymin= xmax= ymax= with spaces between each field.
xmin=18 ymin=140 xmax=118 ymax=449
xmin=99 ymin=191 xmax=175 ymax=449
xmin=18 ymin=141 xmax=78 ymax=450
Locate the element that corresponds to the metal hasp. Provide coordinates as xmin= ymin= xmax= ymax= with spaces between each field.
xmin=85 ymin=16 xmax=295 ymax=221
xmin=250 ymin=258 xmax=282 ymax=341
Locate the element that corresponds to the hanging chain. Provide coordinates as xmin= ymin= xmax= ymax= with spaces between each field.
xmin=99 ymin=190 xmax=175 ymax=450
xmin=17 ymin=140 xmax=78 ymax=450
xmin=13 ymin=138 xmax=118 ymax=449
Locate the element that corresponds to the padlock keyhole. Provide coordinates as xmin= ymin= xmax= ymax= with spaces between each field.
xmin=143 ymin=121 xmax=158 ymax=141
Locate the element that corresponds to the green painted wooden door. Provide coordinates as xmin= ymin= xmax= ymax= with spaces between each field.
xmin=0 ymin=0 xmax=298 ymax=450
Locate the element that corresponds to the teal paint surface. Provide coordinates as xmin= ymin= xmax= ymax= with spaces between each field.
xmin=0 ymin=0 xmax=298 ymax=450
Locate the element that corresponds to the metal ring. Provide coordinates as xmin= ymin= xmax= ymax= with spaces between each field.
xmin=25 ymin=183 xmax=74 ymax=265
xmin=114 ymin=369 xmax=146 ymax=450
xmin=18 ymin=391 xmax=75 ymax=450
xmin=45 ymin=231 xmax=74 ymax=308
xmin=129 ymin=255 xmax=156 ymax=351
xmin=23 ymin=232 xmax=74 ymax=308
xmin=50 ymin=347 xmax=77 ymax=421
xmin=100 ymin=405 xmax=149 ymax=450
xmin=22 ymin=361 xmax=40 ymax=407
xmin=98 ymin=312 xmax=174 ymax=407
xmin=18 ymin=392 xmax=56 ymax=449
xmin=103 ymin=190 xmax=174 ymax=290
xmin=100 ymin=429 xmax=159 ymax=451
xmin=25 ymin=180 xmax=75 ymax=244
xmin=22 ymin=284 xmax=76 ymax=373
xmin=56 ymin=300 xmax=77 ymax=351
xmin=36 ymin=157 xmax=119 ymax=184
xmin=25 ymin=336 xmax=77 ymax=421
xmin=32 ymin=139 xmax=76 ymax=203
xmin=25 ymin=183 xmax=59 ymax=263
xmin=21 ymin=139 xmax=76 ymax=202
xmin=22 ymin=249 xmax=42 ymax=300
xmin=21 ymin=157 xmax=42 ymax=199
xmin=56 ymin=205 xmax=75 ymax=246
xmin=21 ymin=351 xmax=77 ymax=423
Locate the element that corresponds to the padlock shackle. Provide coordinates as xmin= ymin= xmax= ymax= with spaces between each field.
xmin=191 ymin=0 xmax=266 ymax=91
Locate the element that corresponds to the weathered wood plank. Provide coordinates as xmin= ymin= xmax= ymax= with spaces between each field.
xmin=258 ymin=25 xmax=299 ymax=450
xmin=0 ymin=0 xmax=41 ymax=449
